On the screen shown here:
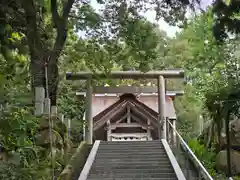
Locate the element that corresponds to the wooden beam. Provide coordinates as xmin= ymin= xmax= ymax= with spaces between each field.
xmin=66 ymin=70 xmax=184 ymax=80
xmin=110 ymin=123 xmax=153 ymax=129
xmin=93 ymin=101 xmax=128 ymax=130
xmin=91 ymin=86 xmax=184 ymax=95
xmin=76 ymin=90 xmax=184 ymax=97
xmin=129 ymin=101 xmax=158 ymax=121
xmin=130 ymin=114 xmax=154 ymax=130
xmin=129 ymin=104 xmax=159 ymax=128
xmin=115 ymin=113 xmax=128 ymax=123
xmin=127 ymin=106 xmax=130 ymax=123
xmin=110 ymin=133 xmax=148 ymax=138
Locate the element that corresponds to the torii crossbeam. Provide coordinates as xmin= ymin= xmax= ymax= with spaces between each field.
xmin=66 ymin=70 xmax=184 ymax=80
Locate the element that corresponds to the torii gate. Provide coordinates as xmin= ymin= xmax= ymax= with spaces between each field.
xmin=66 ymin=70 xmax=184 ymax=144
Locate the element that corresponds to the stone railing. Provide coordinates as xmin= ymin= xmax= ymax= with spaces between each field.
xmin=58 ymin=141 xmax=92 ymax=180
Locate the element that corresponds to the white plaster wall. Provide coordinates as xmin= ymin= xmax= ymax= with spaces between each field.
xmin=92 ymin=95 xmax=119 ymax=117
xmin=138 ymin=96 xmax=176 ymax=119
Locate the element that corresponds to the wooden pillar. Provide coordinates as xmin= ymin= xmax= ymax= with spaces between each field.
xmin=107 ymin=120 xmax=111 ymax=141
xmin=85 ymin=79 xmax=93 ymax=144
xmin=127 ymin=106 xmax=131 ymax=123
xmin=158 ymin=75 xmax=166 ymax=139
xmin=147 ymin=119 xmax=152 ymax=140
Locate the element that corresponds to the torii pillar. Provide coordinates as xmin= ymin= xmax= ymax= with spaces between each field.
xmin=158 ymin=75 xmax=166 ymax=139
xmin=85 ymin=79 xmax=93 ymax=144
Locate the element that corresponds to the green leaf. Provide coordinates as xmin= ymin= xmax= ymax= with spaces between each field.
xmin=223 ymin=0 xmax=231 ymax=6
xmin=8 ymin=152 xmax=21 ymax=165
xmin=231 ymin=12 xmax=240 ymax=20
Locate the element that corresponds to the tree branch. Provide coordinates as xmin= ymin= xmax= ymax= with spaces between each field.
xmin=62 ymin=0 xmax=75 ymax=19
xmin=47 ymin=0 xmax=75 ymax=103
xmin=20 ymin=0 xmax=41 ymax=55
xmin=51 ymin=0 xmax=75 ymax=61
xmin=21 ymin=0 xmax=46 ymax=87
xmin=51 ymin=0 xmax=60 ymax=28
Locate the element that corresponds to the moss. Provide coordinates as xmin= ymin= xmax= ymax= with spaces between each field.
xmin=58 ymin=141 xmax=91 ymax=180
xmin=36 ymin=129 xmax=63 ymax=147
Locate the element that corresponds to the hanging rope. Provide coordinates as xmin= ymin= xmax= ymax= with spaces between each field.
xmin=44 ymin=60 xmax=55 ymax=180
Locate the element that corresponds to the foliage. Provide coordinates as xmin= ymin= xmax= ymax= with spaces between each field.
xmin=188 ymin=139 xmax=226 ymax=179
xmin=0 ymin=53 xmax=52 ymax=179
xmin=188 ymin=139 xmax=216 ymax=171
xmin=212 ymin=0 xmax=240 ymax=40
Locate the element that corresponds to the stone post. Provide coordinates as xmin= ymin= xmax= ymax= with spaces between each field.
xmin=172 ymin=119 xmax=176 ymax=145
xmin=44 ymin=98 xmax=51 ymax=115
xmin=51 ymin=106 xmax=57 ymax=117
xmin=68 ymin=119 xmax=71 ymax=138
xmin=34 ymin=87 xmax=45 ymax=116
xmin=59 ymin=114 xmax=64 ymax=123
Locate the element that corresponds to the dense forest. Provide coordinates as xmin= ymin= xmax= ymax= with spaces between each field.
xmin=0 ymin=0 xmax=240 ymax=179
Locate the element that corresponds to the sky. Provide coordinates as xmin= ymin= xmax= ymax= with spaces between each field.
xmin=88 ymin=0 xmax=213 ymax=37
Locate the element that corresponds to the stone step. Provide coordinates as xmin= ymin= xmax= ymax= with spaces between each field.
xmin=87 ymin=172 xmax=177 ymax=178
xmin=96 ymin=151 xmax=167 ymax=157
xmin=100 ymin=140 xmax=162 ymax=144
xmin=91 ymin=164 xmax=173 ymax=169
xmin=97 ymin=151 xmax=166 ymax=157
xmin=99 ymin=141 xmax=162 ymax=144
xmin=86 ymin=141 xmax=177 ymax=180
xmin=97 ymin=149 xmax=164 ymax=152
xmin=94 ymin=157 xmax=171 ymax=162
xmin=89 ymin=168 xmax=175 ymax=173
xmin=87 ymin=178 xmax=177 ymax=180
xmin=97 ymin=148 xmax=167 ymax=153
xmin=98 ymin=146 xmax=163 ymax=150
xmin=100 ymin=141 xmax=161 ymax=143
xmin=98 ymin=143 xmax=162 ymax=146
xmin=93 ymin=162 xmax=172 ymax=166
xmin=98 ymin=145 xmax=163 ymax=148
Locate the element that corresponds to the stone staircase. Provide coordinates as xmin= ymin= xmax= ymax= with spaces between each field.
xmin=86 ymin=140 xmax=180 ymax=180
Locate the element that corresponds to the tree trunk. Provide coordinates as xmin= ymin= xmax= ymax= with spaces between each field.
xmin=30 ymin=54 xmax=45 ymax=88
xmin=47 ymin=60 xmax=59 ymax=106
xmin=215 ymin=110 xmax=222 ymax=152
xmin=206 ymin=121 xmax=214 ymax=148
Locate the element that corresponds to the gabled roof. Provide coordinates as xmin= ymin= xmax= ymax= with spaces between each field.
xmin=93 ymin=94 xmax=162 ymax=131
xmin=92 ymin=93 xmax=176 ymax=122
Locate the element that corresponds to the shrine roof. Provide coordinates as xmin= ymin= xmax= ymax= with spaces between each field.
xmin=91 ymin=93 xmax=176 ymax=130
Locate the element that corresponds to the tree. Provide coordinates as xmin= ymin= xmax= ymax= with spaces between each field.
xmin=0 ymin=0 xmax=210 ymax=109
xmin=212 ymin=0 xmax=240 ymax=40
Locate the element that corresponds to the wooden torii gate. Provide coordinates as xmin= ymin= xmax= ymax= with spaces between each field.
xmin=66 ymin=70 xmax=184 ymax=144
